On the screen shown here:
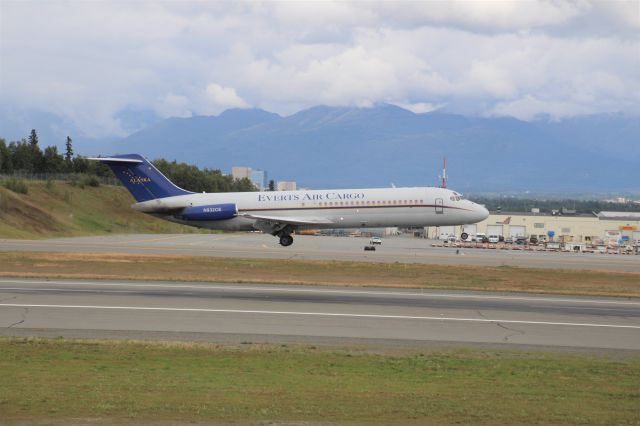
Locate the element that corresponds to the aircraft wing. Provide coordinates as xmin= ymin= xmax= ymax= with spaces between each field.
xmin=240 ymin=213 xmax=334 ymax=225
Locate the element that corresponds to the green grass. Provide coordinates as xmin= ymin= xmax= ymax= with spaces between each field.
xmin=2 ymin=251 xmax=639 ymax=297
xmin=0 ymin=338 xmax=639 ymax=424
xmin=0 ymin=180 xmax=210 ymax=238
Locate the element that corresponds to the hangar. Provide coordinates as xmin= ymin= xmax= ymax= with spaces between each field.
xmin=430 ymin=211 xmax=640 ymax=244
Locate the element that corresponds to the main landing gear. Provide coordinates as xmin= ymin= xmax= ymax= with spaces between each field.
xmin=279 ymin=234 xmax=294 ymax=247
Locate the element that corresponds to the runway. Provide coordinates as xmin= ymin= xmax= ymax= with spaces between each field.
xmin=1 ymin=278 xmax=639 ymax=351
xmin=1 ymin=233 xmax=639 ymax=272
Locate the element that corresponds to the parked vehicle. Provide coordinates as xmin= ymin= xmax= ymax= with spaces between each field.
xmin=475 ymin=233 xmax=487 ymax=243
xmin=369 ymin=236 xmax=382 ymax=245
xmin=488 ymin=235 xmax=500 ymax=243
xmin=529 ymin=236 xmax=539 ymax=245
xmin=505 ymin=237 xmax=514 ymax=244
xmin=516 ymin=236 xmax=528 ymax=245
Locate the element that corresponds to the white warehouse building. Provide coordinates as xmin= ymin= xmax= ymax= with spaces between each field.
xmin=430 ymin=211 xmax=640 ymax=244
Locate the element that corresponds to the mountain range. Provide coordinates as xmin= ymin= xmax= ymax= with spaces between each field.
xmin=3 ymin=104 xmax=639 ymax=192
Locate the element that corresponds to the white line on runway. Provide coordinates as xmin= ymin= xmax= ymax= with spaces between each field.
xmin=1 ymin=303 xmax=639 ymax=329
xmin=1 ymin=279 xmax=639 ymax=306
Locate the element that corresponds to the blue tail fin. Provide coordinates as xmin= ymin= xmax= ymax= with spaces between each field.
xmin=90 ymin=154 xmax=192 ymax=202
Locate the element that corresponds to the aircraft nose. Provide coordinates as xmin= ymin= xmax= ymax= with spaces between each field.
xmin=471 ymin=203 xmax=489 ymax=223
xmin=478 ymin=204 xmax=489 ymax=221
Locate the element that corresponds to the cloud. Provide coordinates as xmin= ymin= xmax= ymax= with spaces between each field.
xmin=393 ymin=102 xmax=444 ymax=114
xmin=204 ymin=83 xmax=250 ymax=110
xmin=0 ymin=1 xmax=638 ymax=137
xmin=158 ymin=94 xmax=192 ymax=119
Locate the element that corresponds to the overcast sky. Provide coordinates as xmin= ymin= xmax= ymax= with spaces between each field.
xmin=1 ymin=0 xmax=639 ymax=137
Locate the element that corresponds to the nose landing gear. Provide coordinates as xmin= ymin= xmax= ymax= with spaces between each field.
xmin=279 ymin=234 xmax=294 ymax=247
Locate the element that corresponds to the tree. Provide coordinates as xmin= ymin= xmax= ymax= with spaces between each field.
xmin=28 ymin=129 xmax=39 ymax=146
xmin=9 ymin=140 xmax=36 ymax=172
xmin=268 ymin=179 xmax=275 ymax=191
xmin=71 ymin=156 xmax=89 ymax=173
xmin=234 ymin=177 xmax=258 ymax=192
xmin=0 ymin=139 xmax=12 ymax=173
xmin=65 ymin=136 xmax=73 ymax=162
xmin=42 ymin=146 xmax=64 ymax=173
xmin=152 ymin=159 xmax=256 ymax=193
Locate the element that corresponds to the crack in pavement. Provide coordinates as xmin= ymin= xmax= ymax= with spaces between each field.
xmin=495 ymin=322 xmax=526 ymax=342
xmin=7 ymin=307 xmax=28 ymax=328
xmin=477 ymin=310 xmax=526 ymax=342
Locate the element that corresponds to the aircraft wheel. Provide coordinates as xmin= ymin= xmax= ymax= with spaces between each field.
xmin=279 ymin=234 xmax=294 ymax=247
xmin=461 ymin=232 xmax=469 ymax=241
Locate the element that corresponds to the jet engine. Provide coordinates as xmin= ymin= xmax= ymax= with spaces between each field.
xmin=179 ymin=203 xmax=237 ymax=221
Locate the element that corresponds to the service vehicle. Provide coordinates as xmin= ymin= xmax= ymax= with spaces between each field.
xmin=369 ymin=236 xmax=382 ymax=245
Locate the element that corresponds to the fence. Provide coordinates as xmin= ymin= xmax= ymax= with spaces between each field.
xmin=0 ymin=172 xmax=122 ymax=186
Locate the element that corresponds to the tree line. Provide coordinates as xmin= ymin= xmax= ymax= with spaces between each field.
xmin=0 ymin=130 xmax=109 ymax=175
xmin=472 ymin=196 xmax=640 ymax=214
xmin=0 ymin=129 xmax=256 ymax=192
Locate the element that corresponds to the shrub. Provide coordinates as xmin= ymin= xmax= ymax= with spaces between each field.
xmin=2 ymin=178 xmax=28 ymax=194
xmin=81 ymin=175 xmax=100 ymax=187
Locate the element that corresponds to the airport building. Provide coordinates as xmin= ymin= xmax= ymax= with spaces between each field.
xmin=277 ymin=181 xmax=297 ymax=191
xmin=232 ymin=166 xmax=268 ymax=191
xmin=250 ymin=169 xmax=268 ymax=191
xmin=429 ymin=211 xmax=640 ymax=244
xmin=231 ymin=166 xmax=251 ymax=180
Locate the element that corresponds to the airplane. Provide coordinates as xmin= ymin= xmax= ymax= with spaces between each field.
xmin=89 ymin=154 xmax=489 ymax=246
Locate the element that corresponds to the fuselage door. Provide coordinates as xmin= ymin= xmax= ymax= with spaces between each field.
xmin=435 ymin=198 xmax=444 ymax=214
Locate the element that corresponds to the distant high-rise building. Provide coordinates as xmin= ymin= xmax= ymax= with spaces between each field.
xmin=231 ymin=166 xmax=251 ymax=180
xmin=277 ymin=181 xmax=297 ymax=191
xmin=250 ymin=169 xmax=267 ymax=191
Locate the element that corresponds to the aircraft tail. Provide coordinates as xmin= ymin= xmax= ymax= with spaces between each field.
xmin=89 ymin=154 xmax=192 ymax=202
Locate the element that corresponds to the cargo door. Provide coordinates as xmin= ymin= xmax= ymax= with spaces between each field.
xmin=487 ymin=224 xmax=504 ymax=237
xmin=435 ymin=198 xmax=443 ymax=214
xmin=509 ymin=225 xmax=526 ymax=238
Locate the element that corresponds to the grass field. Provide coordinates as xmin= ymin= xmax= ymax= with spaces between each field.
xmin=1 ymin=251 xmax=639 ymax=297
xmin=0 ymin=181 xmax=207 ymax=238
xmin=0 ymin=338 xmax=638 ymax=425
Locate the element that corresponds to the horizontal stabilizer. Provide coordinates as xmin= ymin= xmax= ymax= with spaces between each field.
xmin=87 ymin=157 xmax=143 ymax=163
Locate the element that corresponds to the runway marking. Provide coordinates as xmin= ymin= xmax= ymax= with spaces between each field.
xmin=1 ymin=279 xmax=639 ymax=306
xmin=1 ymin=303 xmax=639 ymax=329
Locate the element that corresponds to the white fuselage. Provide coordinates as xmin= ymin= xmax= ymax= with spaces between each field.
xmin=132 ymin=186 xmax=489 ymax=231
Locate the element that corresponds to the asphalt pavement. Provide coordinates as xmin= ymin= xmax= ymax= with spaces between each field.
xmin=1 ymin=278 xmax=638 ymax=351
xmin=1 ymin=233 xmax=639 ymax=272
